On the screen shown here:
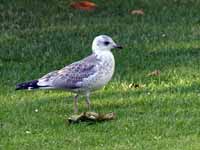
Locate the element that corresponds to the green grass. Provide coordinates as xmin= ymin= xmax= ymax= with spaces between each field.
xmin=0 ymin=0 xmax=200 ymax=149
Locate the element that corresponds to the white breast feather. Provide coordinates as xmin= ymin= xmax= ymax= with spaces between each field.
xmin=82 ymin=51 xmax=115 ymax=90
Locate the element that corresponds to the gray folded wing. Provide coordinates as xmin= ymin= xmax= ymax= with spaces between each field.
xmin=37 ymin=54 xmax=99 ymax=89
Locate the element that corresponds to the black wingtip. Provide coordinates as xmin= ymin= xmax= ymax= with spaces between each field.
xmin=15 ymin=80 xmax=39 ymax=90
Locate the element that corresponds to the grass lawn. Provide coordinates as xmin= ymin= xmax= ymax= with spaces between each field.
xmin=0 ymin=0 xmax=200 ymax=149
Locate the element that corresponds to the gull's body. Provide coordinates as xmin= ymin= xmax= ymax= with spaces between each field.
xmin=16 ymin=35 xmax=122 ymax=113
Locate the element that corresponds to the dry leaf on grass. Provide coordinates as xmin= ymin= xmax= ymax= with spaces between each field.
xmin=147 ymin=70 xmax=161 ymax=77
xmin=128 ymin=83 xmax=145 ymax=89
xmin=70 ymin=1 xmax=97 ymax=11
xmin=68 ymin=112 xmax=116 ymax=124
xmin=130 ymin=9 xmax=144 ymax=15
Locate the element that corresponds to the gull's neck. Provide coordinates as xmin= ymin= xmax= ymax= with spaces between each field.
xmin=93 ymin=49 xmax=115 ymax=63
xmin=93 ymin=49 xmax=112 ymax=55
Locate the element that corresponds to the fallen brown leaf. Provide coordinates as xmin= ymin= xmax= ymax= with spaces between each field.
xmin=130 ymin=9 xmax=144 ymax=15
xmin=68 ymin=112 xmax=116 ymax=124
xmin=70 ymin=1 xmax=97 ymax=11
xmin=147 ymin=70 xmax=161 ymax=76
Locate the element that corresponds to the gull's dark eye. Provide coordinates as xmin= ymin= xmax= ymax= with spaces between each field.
xmin=104 ymin=41 xmax=110 ymax=45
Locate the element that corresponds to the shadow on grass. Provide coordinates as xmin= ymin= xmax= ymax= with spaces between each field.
xmin=117 ymin=47 xmax=200 ymax=77
xmin=146 ymin=47 xmax=200 ymax=65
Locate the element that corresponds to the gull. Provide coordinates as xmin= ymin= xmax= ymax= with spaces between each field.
xmin=16 ymin=35 xmax=122 ymax=113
